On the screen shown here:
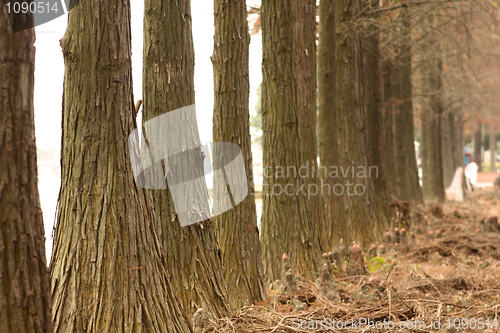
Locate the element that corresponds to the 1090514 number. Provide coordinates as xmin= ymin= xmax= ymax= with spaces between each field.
xmin=446 ymin=317 xmax=498 ymax=330
xmin=5 ymin=2 xmax=59 ymax=14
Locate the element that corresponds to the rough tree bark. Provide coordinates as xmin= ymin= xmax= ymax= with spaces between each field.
xmin=392 ymin=7 xmax=423 ymax=204
xmin=142 ymin=0 xmax=230 ymax=318
xmin=212 ymin=0 xmax=266 ymax=308
xmin=261 ymin=0 xmax=323 ymax=282
xmin=0 ymin=9 xmax=53 ymax=333
xmin=49 ymin=1 xmax=192 ymax=332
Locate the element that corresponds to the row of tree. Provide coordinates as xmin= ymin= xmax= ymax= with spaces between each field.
xmin=1 ymin=0 xmax=499 ymax=332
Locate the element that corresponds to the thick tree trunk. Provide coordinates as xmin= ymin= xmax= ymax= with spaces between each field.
xmin=489 ymin=125 xmax=496 ymax=172
xmin=50 ymin=1 xmax=192 ymax=332
xmin=142 ymin=0 xmax=230 ymax=318
xmin=0 ymin=11 xmax=53 ymax=333
xmin=212 ymin=0 xmax=266 ymax=308
xmin=474 ymin=120 xmax=482 ymax=172
xmin=261 ymin=0 xmax=323 ymax=282
xmin=318 ymin=0 xmax=337 ymax=246
xmin=393 ymin=8 xmax=423 ymax=204
xmin=321 ymin=0 xmax=388 ymax=248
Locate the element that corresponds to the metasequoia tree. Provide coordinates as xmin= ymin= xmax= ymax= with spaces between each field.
xmin=50 ymin=0 xmax=192 ymax=331
xmin=142 ymin=0 xmax=230 ymax=318
xmin=212 ymin=0 xmax=266 ymax=308
xmin=260 ymin=0 xmax=323 ymax=282
xmin=318 ymin=0 xmax=337 ymax=243
xmin=0 ymin=10 xmax=52 ymax=333
xmin=362 ymin=0 xmax=391 ymax=223
xmin=420 ymin=13 xmax=445 ymax=203
xmin=318 ymin=0 xmax=389 ymax=247
xmin=391 ymin=7 xmax=423 ymax=204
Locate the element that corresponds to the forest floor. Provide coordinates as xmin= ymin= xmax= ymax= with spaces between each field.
xmin=205 ymin=187 xmax=500 ymax=332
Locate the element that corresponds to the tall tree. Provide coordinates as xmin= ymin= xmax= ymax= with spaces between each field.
xmin=362 ymin=0 xmax=391 ymax=221
xmin=489 ymin=124 xmax=495 ymax=172
xmin=142 ymin=0 xmax=230 ymax=318
xmin=392 ymin=7 xmax=423 ymax=204
xmin=421 ymin=13 xmax=445 ymax=203
xmin=260 ymin=0 xmax=323 ymax=282
xmin=50 ymin=0 xmax=192 ymax=331
xmin=382 ymin=60 xmax=397 ymax=199
xmin=318 ymin=0 xmax=337 ymax=244
xmin=319 ymin=0 xmax=389 ymax=247
xmin=0 ymin=10 xmax=52 ymax=333
xmin=473 ymin=120 xmax=482 ymax=171
xmin=212 ymin=0 xmax=266 ymax=308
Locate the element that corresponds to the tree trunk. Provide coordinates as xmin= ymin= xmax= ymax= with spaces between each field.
xmin=212 ymin=0 xmax=266 ymax=308
xmin=393 ymin=8 xmax=423 ymax=204
xmin=142 ymin=0 xmax=230 ymax=318
xmin=474 ymin=120 xmax=482 ymax=172
xmin=489 ymin=125 xmax=496 ymax=173
xmin=50 ymin=1 xmax=192 ymax=332
xmin=421 ymin=26 xmax=445 ymax=203
xmin=261 ymin=0 xmax=323 ymax=282
xmin=447 ymin=110 xmax=463 ymax=175
xmin=363 ymin=2 xmax=390 ymax=221
xmin=382 ymin=60 xmax=397 ymax=199
xmin=0 ymin=10 xmax=53 ymax=333
xmin=320 ymin=0 xmax=388 ymax=248
xmin=441 ymin=111 xmax=454 ymax=188
xmin=318 ymin=0 xmax=337 ymax=246
xmin=295 ymin=0 xmax=329 ymax=253
xmin=430 ymin=57 xmax=445 ymax=202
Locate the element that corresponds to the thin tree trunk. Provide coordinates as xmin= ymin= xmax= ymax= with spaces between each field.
xmin=363 ymin=2 xmax=390 ymax=220
xmin=50 ymin=1 xmax=192 ymax=331
xmin=489 ymin=125 xmax=496 ymax=173
xmin=295 ymin=0 xmax=329 ymax=253
xmin=430 ymin=57 xmax=445 ymax=202
xmin=421 ymin=27 xmax=445 ymax=203
xmin=261 ymin=0 xmax=323 ymax=282
xmin=441 ymin=111 xmax=454 ymax=188
xmin=318 ymin=0 xmax=337 ymax=246
xmin=393 ymin=8 xmax=423 ymax=204
xmin=142 ymin=0 xmax=230 ymax=318
xmin=474 ymin=120 xmax=482 ymax=172
xmin=382 ymin=60 xmax=397 ymax=199
xmin=212 ymin=0 xmax=266 ymax=308
xmin=0 ymin=10 xmax=53 ymax=333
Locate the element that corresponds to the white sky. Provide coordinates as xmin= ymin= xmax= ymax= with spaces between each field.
xmin=34 ymin=0 xmax=262 ymax=150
